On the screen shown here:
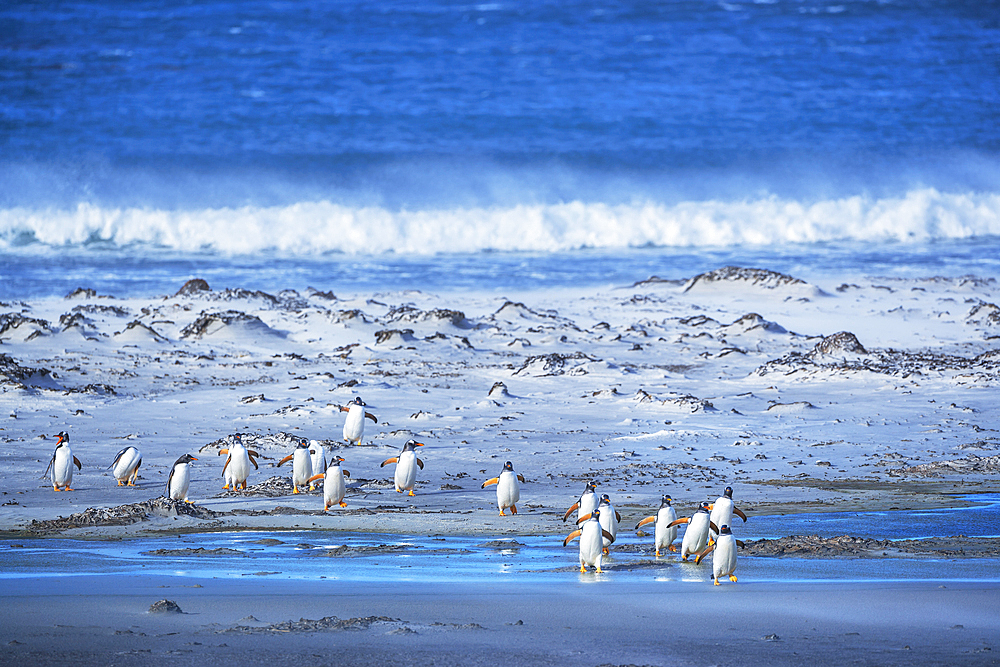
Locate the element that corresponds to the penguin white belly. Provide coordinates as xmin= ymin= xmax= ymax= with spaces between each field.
xmin=229 ymin=446 xmax=251 ymax=485
xmin=496 ymin=471 xmax=520 ymax=510
xmin=579 ymin=493 xmax=598 ymax=522
xmin=579 ymin=521 xmax=604 ymax=570
xmin=713 ymin=534 xmax=738 ymax=582
xmin=324 ymin=468 xmax=347 ymax=508
xmin=52 ymin=447 xmax=74 ymax=488
xmin=395 ymin=451 xmax=417 ymax=491
xmin=599 ymin=506 xmax=618 ymax=548
xmin=292 ymin=450 xmax=313 ymax=489
xmin=710 ymin=498 xmax=733 ymax=535
xmin=655 ymin=506 xmax=678 ymax=553
xmin=343 ymin=407 xmax=365 ymax=444
xmin=682 ymin=514 xmax=711 ymax=559
xmin=169 ymin=465 xmax=191 ymax=501
xmin=113 ymin=447 xmax=141 ymax=484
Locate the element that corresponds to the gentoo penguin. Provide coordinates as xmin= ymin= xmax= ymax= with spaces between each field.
xmin=380 ymin=439 xmax=424 ymax=495
xmin=709 ymin=486 xmax=748 ymax=542
xmin=695 ymin=524 xmax=744 ymax=585
xmin=110 ymin=445 xmax=142 ymax=487
xmin=166 ymin=454 xmax=198 ymax=503
xmin=668 ymin=501 xmax=720 ymax=561
xmin=563 ymin=508 xmax=615 ymax=573
xmin=635 ymin=494 xmax=678 ymax=557
xmin=308 ymin=455 xmax=350 ymax=510
xmin=45 ymin=431 xmax=81 ymax=491
xmin=218 ymin=433 xmax=259 ymax=490
xmin=481 ymin=461 xmax=525 ymax=516
xmin=562 ymin=482 xmax=598 ymax=523
xmin=340 ymin=397 xmax=378 ymax=446
xmin=578 ymin=494 xmax=620 ymax=554
xmin=277 ymin=439 xmax=314 ymax=493
xmin=309 ymin=439 xmax=326 ymax=477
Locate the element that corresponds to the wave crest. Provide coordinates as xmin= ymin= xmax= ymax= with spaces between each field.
xmin=2 ymin=188 xmax=998 ymax=254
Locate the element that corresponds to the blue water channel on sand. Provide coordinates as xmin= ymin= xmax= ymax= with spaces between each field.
xmin=2 ymin=495 xmax=997 ymax=585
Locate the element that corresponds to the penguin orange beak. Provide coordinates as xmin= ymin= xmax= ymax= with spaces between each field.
xmin=414 ymin=442 xmax=425 ymax=447
xmin=190 ymin=456 xmax=198 ymax=461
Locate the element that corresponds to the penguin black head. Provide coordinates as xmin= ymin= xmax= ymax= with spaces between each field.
xmin=599 ymin=494 xmax=611 ymax=505
xmin=332 ymin=455 xmax=345 ymax=464
xmin=296 ymin=439 xmax=310 ymax=449
xmin=233 ymin=433 xmax=243 ymax=443
xmin=54 ymin=431 xmax=69 ymax=446
xmin=698 ymin=501 xmax=712 ymax=512
xmin=584 ymin=482 xmax=595 ymax=494
xmin=174 ymin=453 xmax=197 ymax=465
xmin=591 ymin=508 xmax=601 ymax=520
xmin=503 ymin=461 xmax=514 ymax=471
xmin=720 ymin=525 xmax=732 ymax=535
xmin=352 ymin=396 xmax=366 ymax=406
xmin=724 ymin=486 xmax=734 ymax=499
xmin=402 ymin=439 xmax=424 ymax=451
xmin=660 ymin=494 xmax=673 ymax=507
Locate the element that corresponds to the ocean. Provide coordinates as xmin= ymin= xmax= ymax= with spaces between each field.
xmin=2 ymin=0 xmax=999 ymax=297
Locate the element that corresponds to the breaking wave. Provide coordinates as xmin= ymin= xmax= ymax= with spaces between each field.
xmin=2 ymin=188 xmax=999 ymax=255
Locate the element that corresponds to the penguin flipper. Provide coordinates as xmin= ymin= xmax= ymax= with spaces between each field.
xmin=734 ymin=507 xmax=748 ymax=522
xmin=44 ymin=453 xmax=55 ymax=477
xmin=111 ymin=447 xmax=128 ymax=468
xmin=416 ymin=457 xmax=424 ymax=470
xmin=248 ymin=454 xmax=259 ymax=470
xmin=339 ymin=405 xmax=350 ymax=412
xmin=221 ymin=455 xmax=232 ymax=476
xmin=481 ymin=477 xmax=499 ymax=489
xmin=736 ymin=539 xmax=746 ymax=549
xmin=635 ymin=516 xmax=655 ymax=530
xmin=601 ymin=529 xmax=616 ymax=544
xmin=343 ymin=470 xmax=350 ymax=478
xmin=73 ymin=456 xmax=82 ymax=470
xmin=365 ymin=411 xmax=378 ymax=423
xmin=576 ymin=512 xmax=593 ymax=525
xmin=307 ymin=473 xmax=325 ymax=483
xmin=380 ymin=457 xmax=398 ymax=467
xmin=277 ymin=454 xmax=293 ymax=466
xmin=709 ymin=521 xmax=720 ymax=534
xmin=218 ymin=448 xmax=229 ymax=456
xmin=615 ymin=510 xmax=621 ymax=523
xmin=563 ymin=529 xmax=582 ymax=547
xmin=562 ymin=502 xmax=579 ymax=523
xmin=517 ymin=474 xmax=525 ymax=483
xmin=166 ymin=467 xmax=175 ymax=495
xmin=667 ymin=518 xmax=689 ymax=528
xmin=694 ymin=544 xmax=715 ymax=565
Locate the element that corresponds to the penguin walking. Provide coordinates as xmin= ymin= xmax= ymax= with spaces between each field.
xmin=110 ymin=445 xmax=142 ymax=487
xmin=277 ymin=439 xmax=314 ymax=493
xmin=635 ymin=494 xmax=678 ymax=557
xmin=481 ymin=461 xmax=525 ymax=516
xmin=709 ymin=486 xmax=748 ymax=543
xmin=562 ymin=482 xmax=598 ymax=523
xmin=381 ymin=440 xmax=424 ymax=495
xmin=578 ymin=494 xmax=620 ymax=554
xmin=341 ymin=397 xmax=378 ymax=446
xmin=166 ymin=454 xmax=198 ymax=503
xmin=563 ymin=508 xmax=615 ymax=573
xmin=308 ymin=455 xmax=350 ymax=510
xmin=695 ymin=524 xmax=744 ymax=585
xmin=309 ymin=439 xmax=326 ymax=477
xmin=218 ymin=433 xmax=259 ymax=490
xmin=45 ymin=432 xmax=81 ymax=491
xmin=668 ymin=501 xmax=719 ymax=561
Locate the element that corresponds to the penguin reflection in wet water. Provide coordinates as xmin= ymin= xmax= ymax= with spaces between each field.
xmin=45 ymin=432 xmax=82 ymax=491
xmin=563 ymin=508 xmax=615 ymax=573
xmin=669 ymin=501 xmax=719 ymax=561
xmin=110 ymin=445 xmax=142 ymax=487
xmin=381 ymin=439 xmax=424 ymax=495
xmin=481 ymin=461 xmax=525 ymax=516
xmin=635 ymin=494 xmax=678 ymax=557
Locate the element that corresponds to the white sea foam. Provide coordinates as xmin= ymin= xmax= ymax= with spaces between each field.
xmin=1 ymin=188 xmax=998 ymax=255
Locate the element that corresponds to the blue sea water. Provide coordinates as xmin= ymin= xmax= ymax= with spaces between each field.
xmin=1 ymin=0 xmax=999 ymax=296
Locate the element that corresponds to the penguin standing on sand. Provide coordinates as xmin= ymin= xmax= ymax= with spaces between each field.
xmin=308 ymin=455 xmax=350 ymax=510
xmin=562 ymin=482 xmax=598 ymax=524
xmin=709 ymin=486 xmax=748 ymax=542
xmin=578 ymin=494 xmax=620 ymax=554
xmin=166 ymin=454 xmax=197 ymax=503
xmin=696 ymin=524 xmax=744 ymax=585
xmin=563 ymin=508 xmax=615 ymax=573
xmin=277 ymin=439 xmax=314 ymax=493
xmin=309 ymin=439 xmax=326 ymax=477
xmin=669 ymin=501 xmax=719 ymax=561
xmin=341 ymin=397 xmax=378 ymax=446
xmin=45 ymin=432 xmax=81 ymax=491
xmin=110 ymin=445 xmax=142 ymax=487
xmin=218 ymin=433 xmax=259 ymax=490
xmin=481 ymin=461 xmax=525 ymax=516
xmin=635 ymin=494 xmax=678 ymax=557
xmin=381 ymin=439 xmax=425 ymax=495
